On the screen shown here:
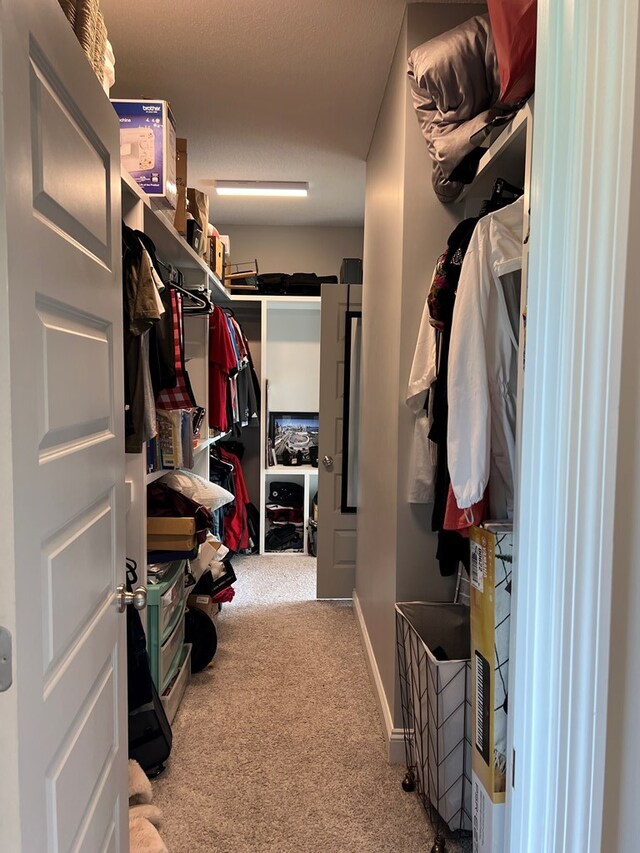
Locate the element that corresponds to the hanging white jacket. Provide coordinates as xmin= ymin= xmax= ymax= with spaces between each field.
xmin=447 ymin=197 xmax=524 ymax=520
xmin=406 ymin=295 xmax=438 ymax=502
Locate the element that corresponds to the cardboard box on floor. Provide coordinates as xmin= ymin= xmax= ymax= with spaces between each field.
xmin=470 ymin=523 xmax=513 ymax=853
xmin=187 ymin=593 xmax=218 ymax=622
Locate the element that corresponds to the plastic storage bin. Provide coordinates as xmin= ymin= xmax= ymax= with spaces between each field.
xmin=396 ymin=602 xmax=472 ymax=846
xmin=161 ymin=643 xmax=192 ymax=724
xmin=147 ymin=560 xmax=187 ymax=691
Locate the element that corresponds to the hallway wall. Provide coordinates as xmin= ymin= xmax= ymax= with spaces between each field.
xmin=355 ymin=2 xmax=484 ymax=744
xmin=217 ymin=225 xmax=364 ymax=279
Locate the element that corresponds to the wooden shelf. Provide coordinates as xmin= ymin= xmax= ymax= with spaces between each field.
xmin=121 ymin=172 xmax=229 ymax=305
xmin=193 ymin=431 xmax=231 ymax=455
xmin=122 ymin=169 xmax=147 ymax=204
xmin=142 ymin=205 xmax=228 ymax=303
xmin=458 ymin=100 xmax=532 ymax=202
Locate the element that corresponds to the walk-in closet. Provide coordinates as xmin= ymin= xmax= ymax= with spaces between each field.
xmin=1 ymin=2 xmax=638 ymax=853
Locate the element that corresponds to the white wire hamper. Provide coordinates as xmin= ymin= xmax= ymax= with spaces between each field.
xmin=395 ymin=601 xmax=472 ymax=851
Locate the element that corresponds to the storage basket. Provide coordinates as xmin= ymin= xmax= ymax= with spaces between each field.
xmin=395 ymin=602 xmax=472 ymax=842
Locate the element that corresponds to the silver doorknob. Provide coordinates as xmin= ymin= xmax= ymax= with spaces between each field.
xmin=116 ymin=584 xmax=147 ymax=613
xmin=322 ymin=455 xmax=334 ymax=469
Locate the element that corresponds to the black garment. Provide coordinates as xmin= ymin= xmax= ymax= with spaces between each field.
xmin=148 ymin=286 xmax=176 ymax=397
xmin=428 ymin=217 xmax=479 ymax=575
xmin=436 ymin=530 xmax=471 ymax=577
xmin=127 ymin=597 xmax=153 ymax=712
xmin=219 ymin=440 xmax=245 ymax=460
xmin=132 ymin=230 xmax=177 ymax=397
xmin=122 ymin=225 xmax=161 ymax=451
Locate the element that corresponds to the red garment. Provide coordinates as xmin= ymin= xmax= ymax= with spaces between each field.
xmin=212 ymin=586 xmax=235 ymax=604
xmin=208 ymin=306 xmax=237 ymax=431
xmin=220 ymin=449 xmax=250 ymax=552
xmin=443 ymin=483 xmax=489 ymax=537
xmin=156 ymin=290 xmax=197 ymax=410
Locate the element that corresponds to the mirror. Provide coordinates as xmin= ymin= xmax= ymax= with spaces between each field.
xmin=341 ymin=311 xmax=362 ymax=512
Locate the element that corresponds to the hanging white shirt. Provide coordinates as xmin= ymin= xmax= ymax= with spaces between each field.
xmin=447 ymin=197 xmax=524 ymax=520
xmin=406 ymin=295 xmax=438 ymax=503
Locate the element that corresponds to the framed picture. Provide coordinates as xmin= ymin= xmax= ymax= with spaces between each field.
xmin=268 ymin=411 xmax=319 ymax=465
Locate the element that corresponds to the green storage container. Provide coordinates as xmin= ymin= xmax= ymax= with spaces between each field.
xmin=147 ymin=560 xmax=188 ymax=691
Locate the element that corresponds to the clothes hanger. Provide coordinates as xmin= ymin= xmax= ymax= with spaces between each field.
xmin=170 ymin=281 xmax=210 ymax=311
xmin=210 ymin=445 xmax=235 ymax=470
xmin=491 ymin=177 xmax=523 ymax=202
xmin=478 ymin=177 xmax=524 ymax=218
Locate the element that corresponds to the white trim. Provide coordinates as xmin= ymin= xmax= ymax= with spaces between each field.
xmin=352 ymin=590 xmax=406 ymax=764
xmin=388 ymin=728 xmax=406 ymax=767
xmin=508 ymin=2 xmax=640 ymax=852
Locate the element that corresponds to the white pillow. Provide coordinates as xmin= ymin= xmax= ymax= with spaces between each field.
xmin=158 ymin=469 xmax=234 ymax=511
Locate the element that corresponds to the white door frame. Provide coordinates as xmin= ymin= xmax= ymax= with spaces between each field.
xmin=508 ymin=1 xmax=640 ymax=851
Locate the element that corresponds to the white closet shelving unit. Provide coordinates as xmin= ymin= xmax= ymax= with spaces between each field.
xmin=461 ymin=99 xmax=534 ymax=461
xmin=457 ymin=98 xmax=534 ymax=838
xmin=231 ymin=294 xmax=321 ymax=556
xmin=121 ymin=171 xmax=230 ymax=585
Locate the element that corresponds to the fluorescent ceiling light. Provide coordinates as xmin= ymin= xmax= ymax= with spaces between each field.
xmin=215 ymin=181 xmax=308 ymax=198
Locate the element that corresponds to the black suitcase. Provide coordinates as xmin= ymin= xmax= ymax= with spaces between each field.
xmin=128 ymin=682 xmax=173 ymax=778
xmin=257 ymin=272 xmax=337 ymax=296
xmin=257 ymin=273 xmax=289 ymax=294
xmin=340 ymin=258 xmax=363 ymax=284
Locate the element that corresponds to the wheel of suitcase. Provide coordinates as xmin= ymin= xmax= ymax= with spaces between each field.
xmin=185 ymin=607 xmax=218 ymax=673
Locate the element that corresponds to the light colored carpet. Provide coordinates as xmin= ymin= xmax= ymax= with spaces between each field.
xmin=153 ymin=555 xmax=471 ymax=853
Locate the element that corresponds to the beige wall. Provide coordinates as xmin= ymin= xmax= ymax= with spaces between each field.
xmin=356 ymin=8 xmax=408 ymax=707
xmin=216 ymin=225 xmax=364 ymax=279
xmin=356 ymin=2 xmax=485 ymax=732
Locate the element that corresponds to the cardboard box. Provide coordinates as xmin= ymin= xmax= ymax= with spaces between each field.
xmin=175 ymin=137 xmax=187 ymax=189
xmin=147 ymin=516 xmax=196 ymax=552
xmin=209 ymin=235 xmax=225 ymax=280
xmin=470 ymin=523 xmax=513 ymax=853
xmin=173 ymin=137 xmax=188 ymax=235
xmin=187 ymin=593 xmax=218 ymax=622
xmin=218 ymin=234 xmax=231 ymax=257
xmin=186 ymin=219 xmax=203 ymax=254
xmin=186 ymin=187 xmax=209 ymax=259
xmin=112 ymin=99 xmax=177 ymax=209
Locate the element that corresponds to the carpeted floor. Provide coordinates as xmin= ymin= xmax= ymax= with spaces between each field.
xmin=153 ymin=555 xmax=471 ymax=853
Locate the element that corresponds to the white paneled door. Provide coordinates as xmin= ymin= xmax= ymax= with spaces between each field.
xmin=0 ymin=2 xmax=128 ymax=851
xmin=317 ymin=285 xmax=361 ymax=598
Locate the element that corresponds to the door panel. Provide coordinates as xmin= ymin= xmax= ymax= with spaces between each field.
xmin=0 ymin=2 xmax=127 ymax=850
xmin=42 ymin=494 xmax=113 ymax=678
xmin=30 ymin=44 xmax=111 ymax=262
xmin=37 ymin=298 xmax=114 ymax=456
xmin=48 ymin=659 xmax=117 ymax=851
xmin=317 ymin=285 xmax=362 ymax=598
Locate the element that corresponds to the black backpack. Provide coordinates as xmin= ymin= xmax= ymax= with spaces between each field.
xmin=126 ymin=561 xmax=173 ymax=777
xmin=268 ymin=481 xmax=304 ymax=508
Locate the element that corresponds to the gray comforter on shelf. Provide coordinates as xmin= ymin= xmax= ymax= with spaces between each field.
xmin=407 ymin=14 xmax=511 ymax=203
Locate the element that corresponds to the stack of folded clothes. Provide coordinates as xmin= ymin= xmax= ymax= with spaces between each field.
xmin=265 ymin=482 xmax=305 ymax=552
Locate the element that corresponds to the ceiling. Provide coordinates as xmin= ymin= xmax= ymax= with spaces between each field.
xmin=102 ymin=0 xmax=469 ymax=227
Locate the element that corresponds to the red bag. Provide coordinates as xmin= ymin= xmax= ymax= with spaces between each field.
xmin=487 ymin=0 xmax=537 ymax=104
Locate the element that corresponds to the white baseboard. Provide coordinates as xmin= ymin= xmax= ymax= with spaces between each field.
xmin=352 ymin=590 xmax=407 ymax=765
